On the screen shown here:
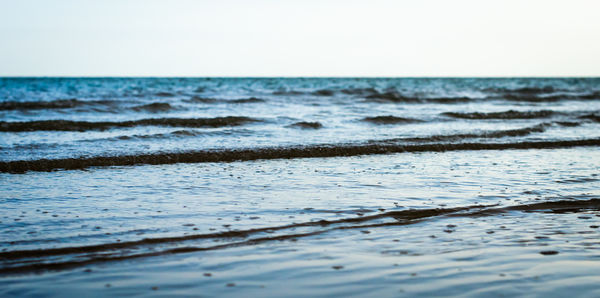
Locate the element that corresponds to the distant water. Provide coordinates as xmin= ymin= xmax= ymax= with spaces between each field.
xmin=1 ymin=78 xmax=599 ymax=297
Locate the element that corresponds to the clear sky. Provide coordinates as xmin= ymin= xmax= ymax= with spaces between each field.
xmin=0 ymin=0 xmax=599 ymax=77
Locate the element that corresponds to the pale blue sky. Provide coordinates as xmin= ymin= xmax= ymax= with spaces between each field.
xmin=1 ymin=0 xmax=599 ymax=76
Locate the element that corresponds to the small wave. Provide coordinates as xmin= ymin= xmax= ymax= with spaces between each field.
xmin=500 ymin=94 xmax=564 ymax=102
xmin=287 ymin=121 xmax=323 ymax=129
xmin=578 ymin=92 xmax=600 ymax=100
xmin=185 ymin=96 xmax=219 ymax=103
xmin=272 ymin=90 xmax=304 ymax=96
xmin=579 ymin=114 xmax=600 ymax=122
xmin=129 ymin=129 xmax=203 ymax=139
xmin=229 ymin=97 xmax=265 ymax=103
xmin=130 ymin=102 xmax=173 ymax=112
xmin=385 ymin=124 xmax=549 ymax=143
xmin=313 ymin=89 xmax=334 ymax=96
xmin=361 ymin=116 xmax=422 ymax=124
xmin=0 ymin=116 xmax=260 ymax=132
xmin=484 ymin=87 xmax=600 ymax=102
xmin=170 ymin=129 xmax=202 ymax=136
xmin=504 ymin=86 xmax=557 ymax=94
xmin=0 ymin=99 xmax=117 ymax=111
xmin=442 ymin=110 xmax=556 ymax=120
xmin=114 ymin=130 xmax=203 ymax=140
xmin=155 ymin=92 xmax=175 ymax=97
xmin=184 ymin=96 xmax=265 ymax=104
xmin=1 ymin=138 xmax=598 ymax=173
xmin=366 ymin=91 xmax=420 ymax=103
xmin=78 ymin=129 xmax=251 ymax=143
xmin=555 ymin=121 xmax=581 ymax=127
xmin=555 ymin=176 xmax=600 ymax=184
xmin=0 ymin=197 xmax=597 ymax=275
xmin=497 ymin=93 xmax=600 ymax=102
xmin=483 ymin=86 xmax=558 ymax=95
xmin=365 ymin=91 xmax=471 ymax=103
xmin=340 ymin=88 xmax=378 ymax=95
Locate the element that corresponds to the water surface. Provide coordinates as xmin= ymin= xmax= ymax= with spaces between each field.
xmin=1 ymin=78 xmax=599 ymax=296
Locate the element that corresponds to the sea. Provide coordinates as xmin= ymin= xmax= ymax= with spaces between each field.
xmin=1 ymin=77 xmax=599 ymax=297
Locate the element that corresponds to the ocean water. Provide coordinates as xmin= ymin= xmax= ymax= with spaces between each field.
xmin=1 ymin=78 xmax=599 ymax=297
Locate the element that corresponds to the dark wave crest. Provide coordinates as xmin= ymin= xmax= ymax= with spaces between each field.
xmin=362 ymin=115 xmax=422 ymax=124
xmin=499 ymin=93 xmax=600 ymax=102
xmin=579 ymin=114 xmax=600 ymax=122
xmin=484 ymin=86 xmax=600 ymax=102
xmin=486 ymin=86 xmax=558 ymax=94
xmin=0 ymin=99 xmax=117 ymax=111
xmin=185 ymin=96 xmax=265 ymax=104
xmin=130 ymin=102 xmax=174 ymax=112
xmin=313 ymin=89 xmax=334 ymax=96
xmin=229 ymin=97 xmax=265 ymax=103
xmin=442 ymin=110 xmax=556 ymax=119
xmin=287 ymin=121 xmax=323 ymax=129
xmin=365 ymin=91 xmax=471 ymax=103
xmin=0 ymin=116 xmax=260 ymax=132
xmin=340 ymin=87 xmax=378 ymax=95
xmin=1 ymin=138 xmax=598 ymax=173
xmin=155 ymin=92 xmax=175 ymax=97
xmin=272 ymin=90 xmax=304 ymax=96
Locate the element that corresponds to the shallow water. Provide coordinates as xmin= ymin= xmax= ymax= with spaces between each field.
xmin=1 ymin=78 xmax=599 ymax=296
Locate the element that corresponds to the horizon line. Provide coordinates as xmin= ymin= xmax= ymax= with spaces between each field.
xmin=1 ymin=75 xmax=599 ymax=79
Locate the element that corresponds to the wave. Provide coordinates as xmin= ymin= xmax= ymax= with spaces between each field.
xmin=485 ymin=86 xmax=558 ymax=94
xmin=365 ymin=92 xmax=472 ymax=103
xmin=481 ymin=86 xmax=600 ymax=102
xmin=0 ymin=123 xmax=552 ymax=152
xmin=340 ymin=87 xmax=378 ymax=95
xmin=184 ymin=96 xmax=265 ymax=104
xmin=78 ymin=128 xmax=251 ymax=143
xmin=1 ymin=197 xmax=597 ymax=275
xmin=112 ymin=129 xmax=204 ymax=140
xmin=155 ymin=92 xmax=175 ymax=97
xmin=497 ymin=93 xmax=600 ymax=102
xmin=555 ymin=121 xmax=581 ymax=127
xmin=130 ymin=102 xmax=174 ymax=112
xmin=361 ymin=116 xmax=422 ymax=124
xmin=287 ymin=121 xmax=323 ymax=129
xmin=1 ymin=138 xmax=598 ymax=173
xmin=332 ymin=87 xmax=598 ymax=103
xmin=501 ymin=94 xmax=565 ymax=102
xmin=273 ymin=88 xmax=378 ymax=96
xmin=442 ymin=110 xmax=556 ymax=120
xmin=313 ymin=89 xmax=334 ymax=96
xmin=270 ymin=88 xmax=473 ymax=103
xmin=0 ymin=99 xmax=118 ymax=111
xmin=185 ymin=96 xmax=219 ymax=103
xmin=229 ymin=97 xmax=265 ymax=103
xmin=0 ymin=116 xmax=260 ymax=132
xmin=579 ymin=114 xmax=600 ymax=122
xmin=381 ymin=124 xmax=549 ymax=143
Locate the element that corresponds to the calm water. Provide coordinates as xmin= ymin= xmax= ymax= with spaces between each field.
xmin=1 ymin=78 xmax=599 ymax=297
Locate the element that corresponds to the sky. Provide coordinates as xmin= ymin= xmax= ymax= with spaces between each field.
xmin=0 ymin=0 xmax=599 ymax=77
